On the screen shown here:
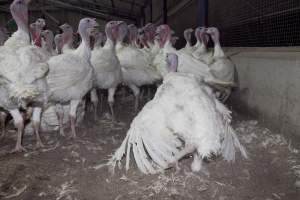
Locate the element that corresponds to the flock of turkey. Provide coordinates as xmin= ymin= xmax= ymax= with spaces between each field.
xmin=0 ymin=0 xmax=247 ymax=174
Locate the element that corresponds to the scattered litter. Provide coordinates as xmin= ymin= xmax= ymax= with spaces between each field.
xmin=56 ymin=180 xmax=78 ymax=200
xmin=4 ymin=185 xmax=27 ymax=199
xmin=38 ymin=192 xmax=47 ymax=197
xmin=93 ymin=163 xmax=108 ymax=170
xmin=120 ymin=175 xmax=138 ymax=185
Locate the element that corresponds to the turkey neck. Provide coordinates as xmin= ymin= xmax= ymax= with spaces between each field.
xmin=103 ymin=38 xmax=116 ymax=53
xmin=10 ymin=5 xmax=30 ymax=44
xmin=42 ymin=40 xmax=54 ymax=54
xmin=75 ymin=31 xmax=91 ymax=60
xmin=62 ymin=35 xmax=73 ymax=52
xmin=198 ymin=42 xmax=207 ymax=54
xmin=185 ymin=40 xmax=192 ymax=48
xmin=213 ymin=40 xmax=225 ymax=58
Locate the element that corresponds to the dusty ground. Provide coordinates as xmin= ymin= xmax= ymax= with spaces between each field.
xmin=0 ymin=94 xmax=299 ymax=200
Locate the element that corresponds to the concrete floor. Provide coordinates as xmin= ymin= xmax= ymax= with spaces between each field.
xmin=0 ymin=95 xmax=299 ymax=200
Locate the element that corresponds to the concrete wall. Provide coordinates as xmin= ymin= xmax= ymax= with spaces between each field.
xmin=228 ymin=48 xmax=300 ymax=140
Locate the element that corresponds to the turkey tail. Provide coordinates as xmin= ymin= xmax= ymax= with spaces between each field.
xmin=8 ymin=82 xmax=39 ymax=106
xmin=222 ymin=124 xmax=248 ymax=161
xmin=107 ymin=133 xmax=130 ymax=174
xmin=215 ymin=99 xmax=248 ymax=161
xmin=108 ymin=123 xmax=180 ymax=174
xmin=107 ymin=126 xmax=159 ymax=174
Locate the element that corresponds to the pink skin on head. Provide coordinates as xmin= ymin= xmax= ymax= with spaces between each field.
xmin=77 ymin=18 xmax=99 ymax=49
xmin=144 ymin=23 xmax=156 ymax=43
xmin=105 ymin=21 xmax=120 ymax=43
xmin=199 ymin=30 xmax=209 ymax=47
xmin=10 ymin=0 xmax=30 ymax=31
xmin=156 ymin=24 xmax=171 ymax=48
xmin=166 ymin=53 xmax=178 ymax=73
xmin=206 ymin=27 xmax=220 ymax=45
xmin=115 ymin=21 xmax=128 ymax=43
xmin=59 ymin=23 xmax=74 ymax=46
xmin=32 ymin=18 xmax=45 ymax=47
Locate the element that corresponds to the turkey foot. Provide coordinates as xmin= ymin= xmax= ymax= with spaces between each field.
xmin=12 ymin=144 xmax=27 ymax=153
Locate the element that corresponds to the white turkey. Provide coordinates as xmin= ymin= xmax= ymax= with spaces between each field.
xmin=54 ymin=33 xmax=64 ymax=54
xmin=59 ymin=23 xmax=75 ymax=53
xmin=108 ymin=53 xmax=247 ymax=174
xmin=0 ymin=0 xmax=49 ymax=152
xmin=117 ymin=23 xmax=161 ymax=112
xmin=204 ymin=27 xmax=237 ymax=102
xmin=170 ymin=36 xmax=179 ymax=48
xmin=143 ymin=23 xmax=160 ymax=58
xmin=41 ymin=29 xmax=56 ymax=56
xmin=192 ymin=27 xmax=213 ymax=64
xmin=29 ymin=18 xmax=45 ymax=47
xmin=180 ymin=28 xmax=194 ymax=55
xmin=153 ymin=24 xmax=211 ymax=79
xmin=90 ymin=21 xmax=123 ymax=121
xmin=45 ymin=18 xmax=98 ymax=138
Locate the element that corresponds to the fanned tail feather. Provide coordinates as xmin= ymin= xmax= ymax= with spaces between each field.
xmin=222 ymin=125 xmax=248 ymax=161
xmin=107 ymin=133 xmax=130 ymax=174
xmin=8 ymin=82 xmax=40 ymax=107
xmin=108 ymin=122 xmax=181 ymax=174
xmin=215 ymin=99 xmax=248 ymax=161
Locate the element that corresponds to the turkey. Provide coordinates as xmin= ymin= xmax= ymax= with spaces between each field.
xmin=108 ymin=53 xmax=247 ymax=174
xmin=117 ymin=23 xmax=161 ymax=112
xmin=27 ymin=31 xmax=85 ymax=134
xmin=41 ymin=30 xmax=56 ymax=56
xmin=170 ymin=36 xmax=179 ymax=48
xmin=54 ymin=33 xmax=64 ymax=54
xmin=143 ymin=23 xmax=160 ymax=58
xmin=45 ymin=18 xmax=98 ymax=138
xmin=0 ymin=0 xmax=49 ymax=152
xmin=153 ymin=24 xmax=211 ymax=79
xmin=29 ymin=18 xmax=45 ymax=47
xmin=59 ymin=23 xmax=75 ymax=53
xmin=180 ymin=28 xmax=194 ymax=55
xmin=204 ymin=27 xmax=237 ymax=102
xmin=90 ymin=21 xmax=123 ymax=121
xmin=192 ymin=27 xmax=213 ymax=64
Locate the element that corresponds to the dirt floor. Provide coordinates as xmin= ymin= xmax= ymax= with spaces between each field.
xmin=0 ymin=94 xmax=299 ymax=200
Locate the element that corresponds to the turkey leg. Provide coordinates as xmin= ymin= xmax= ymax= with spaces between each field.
xmin=128 ymin=84 xmax=140 ymax=113
xmin=108 ymin=87 xmax=116 ymax=122
xmin=69 ymin=100 xmax=80 ymax=138
xmin=55 ymin=104 xmax=65 ymax=137
xmin=90 ymin=88 xmax=99 ymax=120
xmin=10 ymin=109 xmax=26 ymax=152
xmin=32 ymin=107 xmax=44 ymax=148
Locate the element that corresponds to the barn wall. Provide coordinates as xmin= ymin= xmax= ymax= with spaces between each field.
xmin=228 ymin=48 xmax=300 ymax=140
